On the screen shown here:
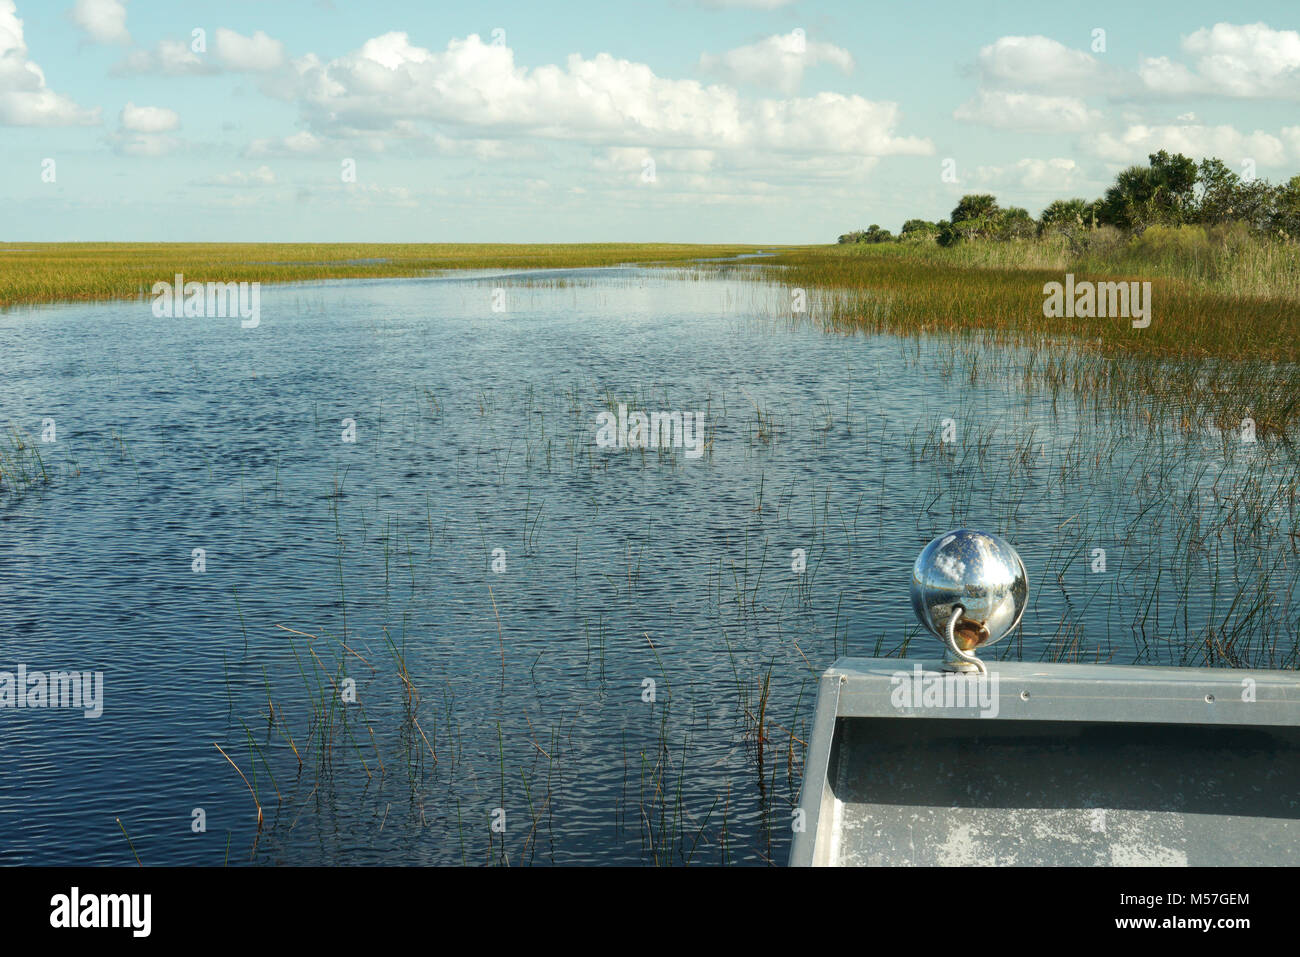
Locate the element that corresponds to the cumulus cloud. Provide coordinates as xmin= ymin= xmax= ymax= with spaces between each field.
xmin=111 ymin=94 xmax=184 ymax=154
xmin=952 ymin=25 xmax=1300 ymax=173
xmin=114 ymin=27 xmax=286 ymax=76
xmin=1136 ymin=56 xmax=1200 ymax=96
xmin=1089 ymin=123 xmax=1286 ymax=165
xmin=698 ymin=30 xmax=853 ymax=94
xmin=114 ymin=36 xmax=218 ymax=76
xmin=70 ymin=0 xmax=129 ymax=45
xmin=975 ymin=35 xmax=1104 ymax=93
xmin=954 ymin=36 xmax=1112 ymax=133
xmin=214 ymin=28 xmax=285 ymax=72
xmin=0 ymin=0 xmax=99 ymax=125
xmin=119 ymin=101 xmax=178 ymax=132
xmin=954 ymin=90 xmax=1100 ymax=133
xmin=1140 ymin=22 xmax=1300 ymax=98
xmin=1284 ymin=126 xmax=1300 ymax=159
xmin=271 ymin=32 xmax=929 ymax=158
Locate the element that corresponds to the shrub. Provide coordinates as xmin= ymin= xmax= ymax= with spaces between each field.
xmin=838 ymin=224 xmax=893 ymax=244
xmin=1129 ymin=224 xmax=1212 ymax=259
xmin=899 ymin=219 xmax=940 ymax=243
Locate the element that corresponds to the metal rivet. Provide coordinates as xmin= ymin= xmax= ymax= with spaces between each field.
xmin=1205 ymin=693 xmax=1215 ymax=703
xmin=1020 ymin=690 xmax=1030 ymax=701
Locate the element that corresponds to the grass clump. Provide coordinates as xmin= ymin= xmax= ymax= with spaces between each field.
xmin=0 ymin=425 xmax=49 ymax=500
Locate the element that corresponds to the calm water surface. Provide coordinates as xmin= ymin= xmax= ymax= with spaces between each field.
xmin=0 ymin=268 xmax=1296 ymax=864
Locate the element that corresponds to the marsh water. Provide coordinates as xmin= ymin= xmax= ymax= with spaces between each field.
xmin=1 ymin=266 xmax=1297 ymax=865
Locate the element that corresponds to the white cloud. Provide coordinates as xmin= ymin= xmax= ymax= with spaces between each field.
xmin=1284 ymin=126 xmax=1300 ymax=159
xmin=109 ymin=132 xmax=180 ymax=156
xmin=114 ymin=37 xmax=218 ymax=76
xmin=299 ymin=182 xmax=418 ymax=209
xmin=974 ymin=158 xmax=1085 ymax=192
xmin=698 ymin=30 xmax=853 ymax=94
xmin=1089 ymin=123 xmax=1286 ymax=166
xmin=725 ymin=151 xmax=879 ymax=181
xmin=589 ymin=144 xmax=882 ymax=197
xmin=954 ymin=90 xmax=1100 ymax=133
xmin=594 ymin=146 xmax=717 ymax=174
xmin=214 ymin=28 xmax=285 ymax=72
xmin=0 ymin=0 xmax=99 ymax=125
xmin=429 ymin=134 xmax=549 ymax=161
xmin=1141 ymin=22 xmax=1300 ymax=98
xmin=70 ymin=0 xmax=129 ymax=45
xmin=1136 ymin=56 xmax=1200 ymax=96
xmin=195 ymin=165 xmax=276 ymax=186
xmin=115 ymin=28 xmax=285 ymax=76
xmin=975 ymin=35 xmax=1103 ymax=92
xmin=275 ymin=33 xmax=929 ymax=158
xmin=119 ymin=101 xmax=178 ymax=132
xmin=955 ymin=35 xmax=1112 ymax=135
xmin=244 ymin=130 xmax=325 ymax=156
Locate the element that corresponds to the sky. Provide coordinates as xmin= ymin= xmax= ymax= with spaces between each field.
xmin=2 ymin=0 xmax=1300 ymax=242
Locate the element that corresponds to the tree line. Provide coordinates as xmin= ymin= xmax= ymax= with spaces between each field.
xmin=838 ymin=151 xmax=1300 ymax=246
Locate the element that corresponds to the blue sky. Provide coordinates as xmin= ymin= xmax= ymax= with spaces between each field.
xmin=3 ymin=0 xmax=1300 ymax=242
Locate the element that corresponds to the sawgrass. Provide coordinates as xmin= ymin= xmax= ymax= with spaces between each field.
xmin=766 ymin=241 xmax=1300 ymax=362
xmin=762 ymin=241 xmax=1300 ymax=434
xmin=0 ymin=242 xmax=770 ymax=308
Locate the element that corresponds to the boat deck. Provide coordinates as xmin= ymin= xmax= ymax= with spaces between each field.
xmin=790 ymin=658 xmax=1300 ymax=866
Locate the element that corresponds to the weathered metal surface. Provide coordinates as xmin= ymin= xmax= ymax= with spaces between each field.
xmin=788 ymin=672 xmax=844 ymax=867
xmin=790 ymin=657 xmax=1300 ymax=866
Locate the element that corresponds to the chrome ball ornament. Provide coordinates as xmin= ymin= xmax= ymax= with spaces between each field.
xmin=910 ymin=529 xmax=1028 ymax=672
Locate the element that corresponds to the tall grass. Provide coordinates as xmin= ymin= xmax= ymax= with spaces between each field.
xmin=0 ymin=242 xmax=769 ymax=308
xmin=764 ymin=237 xmax=1300 ymax=434
xmin=835 ymin=225 xmax=1300 ymax=301
xmin=0 ymin=425 xmax=49 ymax=499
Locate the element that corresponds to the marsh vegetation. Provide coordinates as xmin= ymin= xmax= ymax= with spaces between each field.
xmin=2 ymin=266 xmax=1296 ymax=866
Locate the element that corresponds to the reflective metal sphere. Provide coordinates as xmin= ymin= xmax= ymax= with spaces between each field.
xmin=910 ymin=529 xmax=1028 ymax=652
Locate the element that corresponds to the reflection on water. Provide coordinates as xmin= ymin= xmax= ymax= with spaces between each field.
xmin=0 ymin=268 xmax=1295 ymax=865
